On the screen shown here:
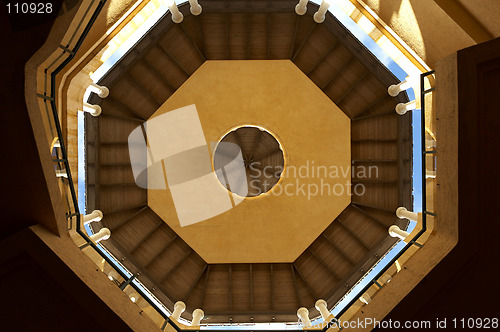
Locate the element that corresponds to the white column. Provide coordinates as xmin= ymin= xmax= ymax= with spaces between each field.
xmin=297 ymin=307 xmax=311 ymax=328
xmin=395 ymin=100 xmax=417 ymax=115
xmin=379 ymin=273 xmax=392 ymax=284
xmin=396 ymin=207 xmax=419 ymax=222
xmin=426 ymin=170 xmax=436 ymax=179
xmin=129 ymin=292 xmax=139 ymax=303
xmin=426 ymin=139 xmax=437 ymax=148
xmin=167 ymin=0 xmax=183 ymax=23
xmin=82 ymin=102 xmax=102 ymax=116
xmin=388 ymin=80 xmax=412 ymax=97
xmin=315 ymin=299 xmax=330 ymax=321
xmin=89 ymin=82 xmax=109 ymax=98
xmin=172 ymin=301 xmax=186 ymax=320
xmin=295 ymin=0 xmax=308 ymax=15
xmin=83 ymin=210 xmax=103 ymax=225
xmin=107 ymin=270 xmax=120 ymax=281
xmin=313 ymin=0 xmax=330 ymax=23
xmin=360 ymin=293 xmax=371 ymax=305
xmin=389 ymin=225 xmax=409 ymax=241
xmin=55 ymin=169 xmax=68 ymax=178
xmin=90 ymin=228 xmax=111 ymax=243
xmin=191 ymin=308 xmax=204 ymax=326
xmin=189 ymin=0 xmax=202 ymax=15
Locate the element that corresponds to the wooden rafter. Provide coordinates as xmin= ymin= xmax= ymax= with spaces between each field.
xmin=105 ymin=97 xmax=146 ymax=120
xmin=107 ymin=204 xmax=149 ymax=226
xmin=179 ymin=22 xmax=206 ymax=61
xmin=308 ymin=247 xmax=342 ymax=280
xmin=306 ymin=38 xmax=340 ymax=75
xmin=336 ymin=218 xmax=371 ymax=251
xmin=292 ymin=263 xmax=317 ymax=300
xmin=350 ymin=203 xmax=389 ymax=229
xmin=184 ymin=265 xmax=208 ymax=301
xmin=156 ymin=43 xmax=190 ymax=76
xmin=228 ymin=264 xmax=233 ymax=309
xmin=321 ymin=233 xmax=356 ymax=266
xmin=129 ymin=221 xmax=163 ymax=253
xmin=123 ymin=73 xmax=161 ymax=108
xmin=353 ymin=94 xmax=391 ymax=119
xmin=289 ymin=15 xmax=300 ymax=59
xmin=160 ymin=249 xmax=192 ymax=283
xmin=144 ymin=234 xmax=178 ymax=268
xmin=292 ymin=23 xmax=316 ymax=61
xmin=289 ymin=264 xmax=301 ymax=307
xmin=336 ymin=71 xmax=369 ymax=104
xmin=200 ymin=265 xmax=211 ymax=307
xmin=322 ymin=56 xmax=355 ymax=90
xmin=270 ymin=264 xmax=274 ymax=310
xmin=249 ymin=264 xmax=254 ymax=309
xmin=139 ymin=59 xmax=175 ymax=92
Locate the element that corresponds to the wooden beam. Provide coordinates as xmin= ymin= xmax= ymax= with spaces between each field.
xmin=156 ymin=43 xmax=190 ymax=76
xmin=103 ymin=203 xmax=146 ymax=215
xmin=351 ymin=179 xmax=398 ymax=184
xmin=160 ymin=249 xmax=192 ymax=283
xmin=226 ymin=13 xmax=230 ymax=59
xmin=336 ymin=218 xmax=371 ymax=251
xmin=200 ymin=265 xmax=211 ymax=307
xmin=267 ymin=14 xmax=271 ymax=59
xmin=228 ymin=264 xmax=233 ymax=309
xmin=111 ymin=205 xmax=148 ymax=231
xmin=179 ymin=22 xmax=206 ymax=61
xmin=129 ymin=221 xmax=163 ymax=253
xmin=249 ymin=264 xmax=254 ymax=309
xmin=144 ymin=234 xmax=178 ymax=268
xmin=95 ymin=141 xmax=128 ymax=146
xmin=352 ymin=110 xmax=395 ymax=121
xmin=289 ymin=15 xmax=300 ymax=59
xmin=321 ymin=56 xmax=355 ymax=90
xmin=289 ymin=264 xmax=301 ymax=307
xmin=106 ymin=97 xmax=146 ymax=120
xmin=270 ymin=263 xmax=274 ymax=310
xmin=100 ymin=112 xmax=144 ymax=123
xmin=97 ymin=182 xmax=138 ymax=187
xmin=308 ymin=247 xmax=342 ymax=280
xmin=139 ymin=59 xmax=175 ymax=93
xmin=352 ymin=138 xmax=398 ymax=143
xmin=307 ymin=38 xmax=340 ymax=75
xmin=352 ymin=201 xmax=395 ymax=213
xmin=292 ymin=264 xmax=317 ymax=300
xmin=321 ymin=233 xmax=356 ymax=266
xmin=336 ymin=71 xmax=369 ymax=104
xmin=292 ymin=23 xmax=316 ymax=61
xmin=92 ymin=162 xmax=132 ymax=167
xmin=350 ymin=203 xmax=388 ymax=229
xmin=123 ymin=73 xmax=161 ymax=108
xmin=95 ymin=116 xmax=101 ymax=207
xmin=184 ymin=265 xmax=208 ymax=301
xmin=353 ymin=94 xmax=391 ymax=119
xmin=246 ymin=12 xmax=251 ymax=60
xmin=352 ymin=159 xmax=400 ymax=163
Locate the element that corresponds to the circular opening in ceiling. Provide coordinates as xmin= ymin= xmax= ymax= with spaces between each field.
xmin=213 ymin=125 xmax=285 ymax=198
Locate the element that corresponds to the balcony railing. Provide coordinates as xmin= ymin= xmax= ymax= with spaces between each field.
xmin=34 ymin=0 xmax=436 ymax=330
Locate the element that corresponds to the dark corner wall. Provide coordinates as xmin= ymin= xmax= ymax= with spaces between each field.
xmin=0 ymin=2 xmax=132 ymax=331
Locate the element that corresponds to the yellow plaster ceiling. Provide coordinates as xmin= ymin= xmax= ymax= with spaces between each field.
xmin=147 ymin=60 xmax=351 ymax=263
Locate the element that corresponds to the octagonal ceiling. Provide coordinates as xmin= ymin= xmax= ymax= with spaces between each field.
xmin=87 ymin=0 xmax=412 ymax=323
xmin=147 ymin=60 xmax=350 ymax=263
